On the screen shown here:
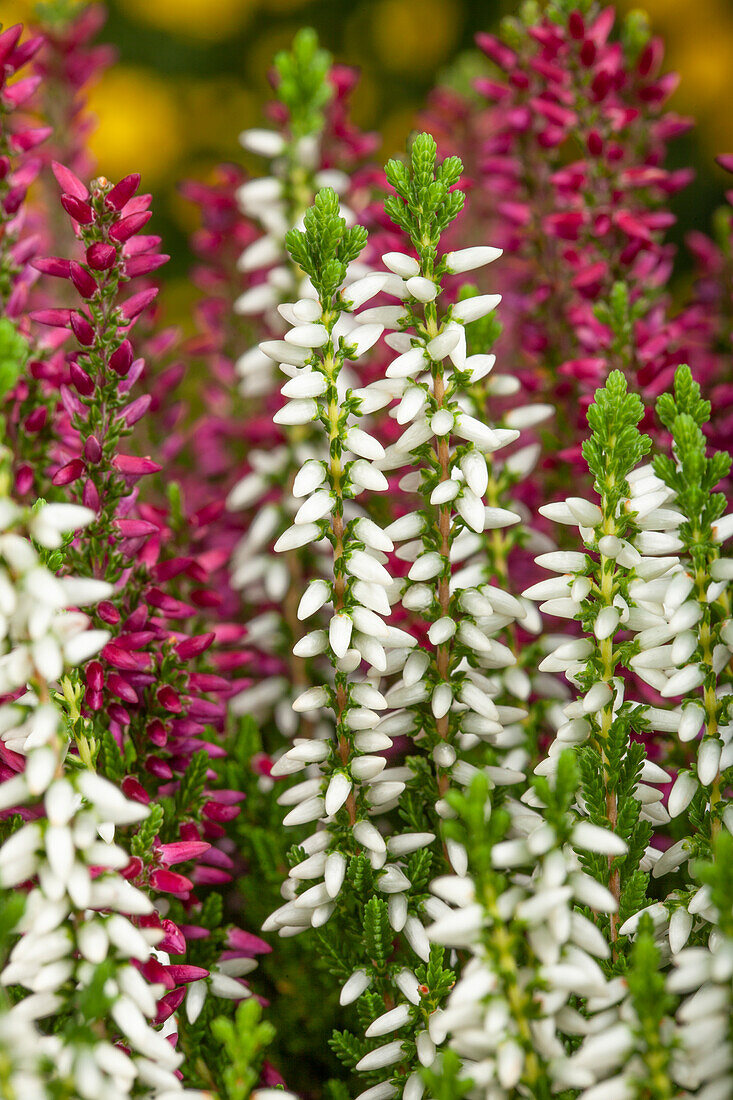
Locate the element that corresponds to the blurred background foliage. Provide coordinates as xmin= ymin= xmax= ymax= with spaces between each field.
xmin=3 ymin=0 xmax=733 ymax=318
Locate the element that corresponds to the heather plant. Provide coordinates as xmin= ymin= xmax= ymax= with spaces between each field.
xmin=0 ymin=8 xmax=730 ymax=1100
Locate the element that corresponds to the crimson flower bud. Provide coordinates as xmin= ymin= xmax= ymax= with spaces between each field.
xmin=157 ymin=685 xmax=182 ymax=713
xmin=97 ymin=601 xmax=120 ymax=625
xmin=147 ymin=719 xmax=167 ymax=747
xmin=32 ymin=256 xmax=72 ymax=278
xmin=175 ymin=632 xmax=215 ymax=659
xmin=203 ymin=801 xmax=241 ymax=823
xmin=52 ymin=457 xmax=84 ymax=486
xmin=0 ymin=25 xmax=22 ymax=65
xmin=85 ymin=689 xmax=103 ymax=711
xmin=148 ymin=870 xmax=193 ymax=895
xmin=109 ymin=210 xmax=152 ymax=242
xmin=124 ymin=253 xmax=169 ymax=277
xmin=60 ymin=193 xmax=94 ymax=224
xmin=568 ymin=11 xmax=585 ymax=38
xmin=82 ymin=479 xmax=100 ymax=511
xmin=121 ymin=856 xmax=144 ymax=881
xmin=84 ymin=436 xmax=102 ymax=463
xmin=24 ymin=406 xmax=46 ymax=432
xmin=106 ymin=172 xmax=141 ymax=210
xmin=155 ymin=989 xmax=186 ymax=1025
xmin=121 ymin=776 xmax=149 ymax=803
xmin=14 ymin=464 xmax=33 ymax=495
xmin=86 ymin=242 xmax=117 ymax=270
xmin=119 ymin=287 xmax=158 ymax=321
xmin=587 ymin=130 xmax=603 ymax=156
xmin=70 ymin=312 xmax=95 ymax=345
xmin=69 ymin=261 xmax=98 ymax=298
xmin=30 ymin=308 xmax=73 ymax=328
xmin=145 ymin=756 xmax=173 ymax=780
xmin=112 ymin=454 xmax=163 ymax=476
xmin=52 ymin=161 xmax=88 ymax=200
xmin=69 ymin=358 xmax=94 ymax=398
xmin=86 ymin=660 xmax=104 ymax=691
xmin=580 ymin=40 xmax=597 ymax=67
xmin=109 ymin=339 xmax=133 ymax=376
xmin=158 ymin=841 xmax=210 ymax=865
xmin=108 ymin=673 xmax=138 ymax=704
xmin=3 ymin=186 xmax=25 ymax=215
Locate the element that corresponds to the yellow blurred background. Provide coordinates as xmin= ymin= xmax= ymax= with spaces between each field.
xmin=2 ymin=0 xmax=732 ymax=296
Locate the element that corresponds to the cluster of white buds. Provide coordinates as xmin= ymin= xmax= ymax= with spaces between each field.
xmin=555 ymin=992 xmax=674 ymax=1100
xmin=630 ymin=532 xmax=733 ymax=918
xmin=235 ymin=127 xmax=356 ymax=396
xmin=0 ymin=764 xmax=192 ymax=1098
xmin=427 ymin=791 xmax=625 ymax=1098
xmin=372 ymin=243 xmax=539 ymax=875
xmin=0 ymin=1009 xmax=50 ymax=1098
xmin=229 ymin=87 xmax=369 ymax=744
xmin=0 ymin=501 xmax=112 ymax=754
xmin=0 ymin=500 xmax=205 ymax=1098
xmin=669 ymin=928 xmax=733 ymax=1097
xmin=227 ymin=270 xmax=376 ymax=738
xmin=262 ymin=201 xmax=424 ymax=937
xmin=525 ymin=460 xmax=681 ymax=839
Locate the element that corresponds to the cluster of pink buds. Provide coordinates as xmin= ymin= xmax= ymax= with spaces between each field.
xmin=423 ymin=5 xmax=704 ymax=473
xmin=0 ymin=23 xmax=48 ymax=317
xmin=23 ymin=164 xmax=266 ymax=1052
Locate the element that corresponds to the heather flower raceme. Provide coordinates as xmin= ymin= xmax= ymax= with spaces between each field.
xmin=0 ymin=473 xmax=196 ymax=1096
xmin=377 ymin=134 xmax=526 ymax=876
xmin=0 ymin=22 xmax=48 ymax=319
xmin=643 ymin=367 xmax=733 ymax=934
xmin=31 ymin=2 xmax=115 ymax=182
xmin=669 ymin=834 xmax=733 ymax=1099
xmin=423 ymin=4 xmax=701 ymax=481
xmin=428 ymin=761 xmax=623 ymax=1099
xmin=228 ymin=30 xmax=377 ymax=747
xmin=525 ymin=372 xmax=678 ymax=947
xmin=260 ymin=187 xmax=449 ymax=1100
xmin=28 ymin=169 xmax=275 ymax=1093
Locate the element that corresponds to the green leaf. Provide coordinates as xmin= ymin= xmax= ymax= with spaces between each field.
xmin=362 ymin=896 xmax=392 ymax=967
xmin=0 ymin=319 xmax=29 ymax=404
xmin=384 ymin=131 xmax=465 ymax=254
xmin=273 ymin=28 xmax=333 ymax=139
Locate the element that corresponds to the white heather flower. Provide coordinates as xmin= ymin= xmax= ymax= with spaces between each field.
xmin=0 ymin=499 xmax=179 ymax=1097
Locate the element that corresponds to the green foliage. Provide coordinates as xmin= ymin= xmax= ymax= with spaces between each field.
xmin=313 ymin=929 xmax=352 ymax=982
xmin=582 ymin=369 xmax=651 ymax=498
xmin=286 ymin=187 xmax=367 ymax=301
xmin=362 ymin=897 xmax=393 ymax=968
xmin=347 ymin=853 xmax=375 ymax=895
xmin=329 ymin=1028 xmax=366 ymax=1070
xmin=0 ymin=319 xmax=28 ymax=404
xmin=593 ymin=281 xmax=648 ymax=369
xmin=130 ymin=802 xmax=164 ymax=858
xmin=175 ymin=749 xmax=210 ymax=816
xmin=274 ymin=28 xmax=333 ymax=139
xmin=655 ymin=365 xmax=731 ymax=549
xmin=210 ymin=999 xmax=277 ymax=1100
xmin=415 ymin=945 xmax=455 ymax=1012
xmin=384 ymin=132 xmax=465 ymax=258
xmin=421 ymin=1049 xmax=475 ymax=1100
xmin=621 ymin=9 xmax=653 ymax=61
xmin=532 ymin=749 xmax=579 ymax=838
xmin=323 ymin=1080 xmax=351 ymax=1100
xmin=0 ymin=891 xmax=23 ymax=1005
xmin=625 ymin=916 xmax=676 ymax=1098
xmin=99 ymin=727 xmax=126 ymax=784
